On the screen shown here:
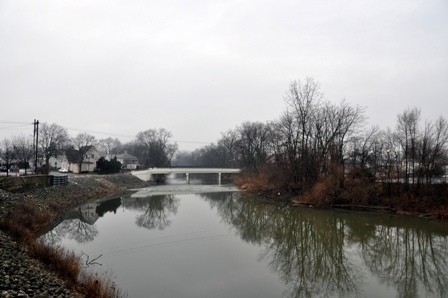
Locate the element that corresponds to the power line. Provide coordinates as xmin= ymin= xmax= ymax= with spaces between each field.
xmin=0 ymin=124 xmax=31 ymax=130
xmin=64 ymin=126 xmax=135 ymax=139
xmin=0 ymin=120 xmax=213 ymax=146
xmin=0 ymin=121 xmax=33 ymax=131
xmin=64 ymin=127 xmax=211 ymax=145
xmin=0 ymin=121 xmax=32 ymax=125
xmin=175 ymin=140 xmax=210 ymax=145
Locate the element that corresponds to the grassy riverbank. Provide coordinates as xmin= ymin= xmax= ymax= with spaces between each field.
xmin=0 ymin=173 xmax=153 ymax=298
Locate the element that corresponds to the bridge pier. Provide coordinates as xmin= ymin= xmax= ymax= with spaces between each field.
xmin=218 ymin=173 xmax=221 ymax=185
xmin=186 ymin=173 xmax=190 ymax=184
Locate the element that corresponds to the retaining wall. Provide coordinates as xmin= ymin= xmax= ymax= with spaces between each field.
xmin=0 ymin=175 xmax=68 ymax=192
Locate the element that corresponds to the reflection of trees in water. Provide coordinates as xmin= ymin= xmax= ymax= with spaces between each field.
xmin=40 ymin=227 xmax=63 ymax=246
xmin=344 ymin=213 xmax=448 ymax=298
xmin=199 ymin=194 xmax=360 ymax=298
xmin=199 ymin=193 xmax=448 ymax=298
xmin=199 ymin=192 xmax=275 ymax=245
xmin=40 ymin=214 xmax=99 ymax=245
xmin=262 ymin=207 xmax=361 ymax=298
xmin=64 ymin=218 xmax=99 ymax=243
xmin=42 ymin=195 xmax=179 ymax=245
xmin=122 ymin=195 xmax=179 ymax=230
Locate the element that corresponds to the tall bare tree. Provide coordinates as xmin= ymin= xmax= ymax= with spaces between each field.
xmin=395 ymin=108 xmax=421 ymax=189
xmin=136 ymin=128 xmax=178 ymax=167
xmin=237 ymin=121 xmax=270 ymax=171
xmin=71 ymin=132 xmax=96 ymax=173
xmin=348 ymin=126 xmax=383 ymax=168
xmin=419 ymin=116 xmax=448 ymax=185
xmin=0 ymin=137 xmax=17 ymax=177
xmin=39 ymin=123 xmax=69 ymax=168
xmin=284 ymin=77 xmax=322 ymax=184
xmin=14 ymin=134 xmax=35 ymax=174
xmin=220 ymin=129 xmax=239 ymax=168
xmin=96 ymin=137 xmax=122 ymax=156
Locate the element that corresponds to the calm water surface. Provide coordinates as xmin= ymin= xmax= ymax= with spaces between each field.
xmin=40 ymin=178 xmax=448 ymax=298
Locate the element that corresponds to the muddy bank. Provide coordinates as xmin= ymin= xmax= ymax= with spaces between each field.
xmin=0 ymin=173 xmax=153 ymax=298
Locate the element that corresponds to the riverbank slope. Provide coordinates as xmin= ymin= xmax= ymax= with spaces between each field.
xmin=0 ymin=173 xmax=153 ymax=298
xmin=234 ymin=170 xmax=448 ymax=219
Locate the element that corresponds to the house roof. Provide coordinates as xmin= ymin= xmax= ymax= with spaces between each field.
xmin=65 ymin=148 xmax=81 ymax=163
xmin=64 ymin=146 xmax=97 ymax=163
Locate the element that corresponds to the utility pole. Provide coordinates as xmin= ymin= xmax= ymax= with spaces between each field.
xmin=33 ymin=119 xmax=39 ymax=173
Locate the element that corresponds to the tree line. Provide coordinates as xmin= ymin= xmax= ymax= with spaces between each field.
xmin=0 ymin=125 xmax=178 ymax=175
xmin=176 ymin=77 xmax=448 ymax=209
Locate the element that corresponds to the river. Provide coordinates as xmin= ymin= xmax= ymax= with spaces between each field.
xmin=40 ymin=176 xmax=448 ymax=298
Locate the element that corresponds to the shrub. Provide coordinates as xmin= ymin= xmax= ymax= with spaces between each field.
xmin=96 ymin=157 xmax=122 ymax=174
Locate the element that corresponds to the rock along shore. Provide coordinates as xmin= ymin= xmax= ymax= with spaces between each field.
xmin=0 ymin=173 xmax=153 ymax=298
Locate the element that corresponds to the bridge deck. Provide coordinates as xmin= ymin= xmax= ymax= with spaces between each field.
xmin=131 ymin=168 xmax=241 ymax=182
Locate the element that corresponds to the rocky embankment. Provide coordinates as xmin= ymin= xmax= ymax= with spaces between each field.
xmin=0 ymin=173 xmax=153 ymax=298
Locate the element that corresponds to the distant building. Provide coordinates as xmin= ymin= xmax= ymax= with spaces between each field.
xmin=106 ymin=152 xmax=139 ymax=170
xmin=61 ymin=146 xmax=101 ymax=173
xmin=49 ymin=156 xmax=63 ymax=170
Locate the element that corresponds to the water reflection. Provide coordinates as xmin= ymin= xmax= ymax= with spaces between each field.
xmin=344 ymin=213 xmax=448 ymax=298
xmin=41 ymin=191 xmax=448 ymax=298
xmin=199 ymin=193 xmax=448 ymax=298
xmin=96 ymin=197 xmax=121 ymax=217
xmin=40 ymin=194 xmax=179 ymax=245
xmin=41 ymin=202 xmax=100 ymax=245
xmin=122 ymin=195 xmax=179 ymax=230
xmin=199 ymin=193 xmax=360 ymax=297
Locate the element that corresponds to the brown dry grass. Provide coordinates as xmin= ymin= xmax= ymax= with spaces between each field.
xmin=233 ymin=164 xmax=288 ymax=196
xmin=0 ymin=203 xmax=126 ymax=298
xmin=302 ymin=175 xmax=339 ymax=205
xmin=234 ymin=171 xmax=271 ymax=192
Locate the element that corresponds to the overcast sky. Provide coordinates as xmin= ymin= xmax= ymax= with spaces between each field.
xmin=1 ymin=0 xmax=447 ymax=151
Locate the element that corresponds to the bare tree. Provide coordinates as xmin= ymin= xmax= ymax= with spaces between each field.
xmin=271 ymin=111 xmax=305 ymax=187
xmin=395 ymin=108 xmax=421 ymax=189
xmin=237 ymin=121 xmax=270 ymax=171
xmin=96 ymin=137 xmax=122 ymax=156
xmin=0 ymin=137 xmax=17 ymax=177
xmin=71 ymin=132 xmax=96 ymax=173
xmin=284 ymin=77 xmax=322 ymax=184
xmin=430 ymin=117 xmax=448 ymax=176
xmin=348 ymin=126 xmax=383 ymax=174
xmin=174 ymin=150 xmax=197 ymax=167
xmin=39 ymin=123 xmax=69 ymax=168
xmin=220 ymin=129 xmax=239 ymax=168
xmin=136 ymin=128 xmax=178 ymax=167
xmin=196 ymin=143 xmax=228 ymax=168
xmin=419 ymin=116 xmax=448 ymax=185
xmin=14 ymin=134 xmax=35 ymax=174
xmin=331 ymin=100 xmax=366 ymax=177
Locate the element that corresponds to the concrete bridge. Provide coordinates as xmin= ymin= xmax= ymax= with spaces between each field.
xmin=131 ymin=168 xmax=241 ymax=184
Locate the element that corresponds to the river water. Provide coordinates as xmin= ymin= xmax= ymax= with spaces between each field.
xmin=40 ymin=177 xmax=448 ymax=298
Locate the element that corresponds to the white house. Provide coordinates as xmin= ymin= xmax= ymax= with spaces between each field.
xmin=49 ymin=156 xmax=62 ymax=170
xmin=61 ymin=146 xmax=101 ymax=173
xmin=106 ymin=152 xmax=139 ymax=170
